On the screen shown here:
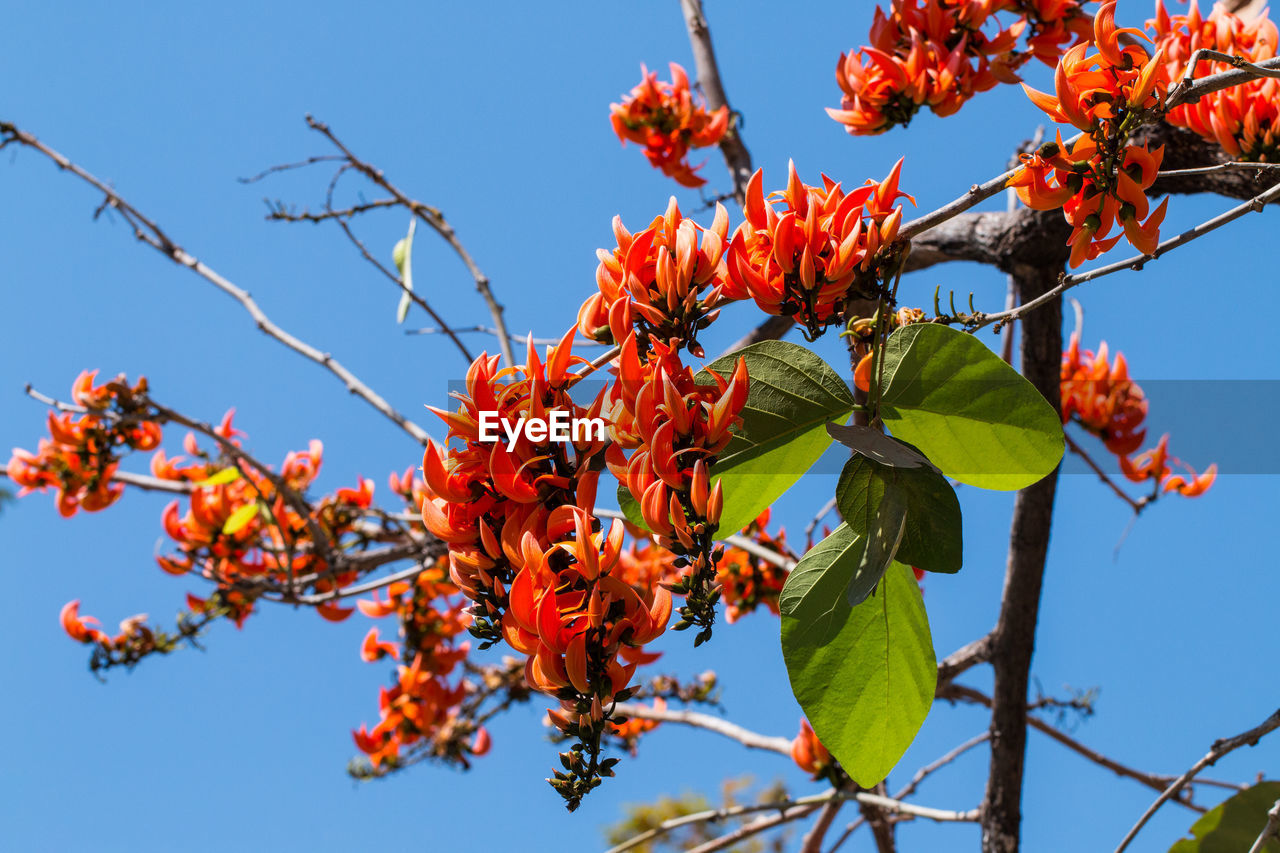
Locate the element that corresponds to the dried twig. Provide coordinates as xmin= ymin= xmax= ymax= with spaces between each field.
xmin=0 ymin=121 xmax=434 ymax=447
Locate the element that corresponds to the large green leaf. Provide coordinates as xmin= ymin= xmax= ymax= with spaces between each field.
xmin=697 ymin=341 xmax=854 ymax=534
xmin=837 ymin=453 xmax=963 ymax=574
xmin=1170 ymin=782 xmax=1280 ymax=853
xmin=876 ymin=323 xmax=1063 ymax=491
xmin=781 ymin=561 xmax=936 ymax=788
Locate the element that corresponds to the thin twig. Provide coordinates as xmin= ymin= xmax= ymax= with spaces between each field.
xmin=945 ymin=685 xmax=1243 ymax=811
xmin=1064 ymin=432 xmax=1147 ymax=514
xmin=1114 ymin=707 xmax=1280 ymax=853
xmin=611 ymin=701 xmax=794 ymax=755
xmin=237 ymin=154 xmax=344 ymax=184
xmin=974 ymin=178 xmax=1280 ymax=332
xmin=0 ymin=121 xmax=434 ymax=447
xmin=304 ymin=115 xmax=517 ymax=367
xmin=827 ymin=733 xmax=991 ymax=853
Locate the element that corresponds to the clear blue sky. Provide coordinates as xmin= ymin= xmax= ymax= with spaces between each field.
xmin=1 ymin=2 xmax=1276 ymax=851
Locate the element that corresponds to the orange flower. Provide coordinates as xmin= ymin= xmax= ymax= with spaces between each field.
xmin=1060 ymin=333 xmax=1148 ymax=456
xmin=1013 ymin=2 xmax=1174 ymax=266
xmin=579 ymin=198 xmax=730 ymax=357
xmin=610 ymin=62 xmax=729 ymax=187
xmin=829 ymin=0 xmax=1092 ymax=135
xmin=1120 ymin=434 xmax=1216 ymax=499
xmin=1151 ymin=1 xmax=1279 ymax=162
xmin=791 ymin=718 xmax=835 ymax=779
xmin=7 ymin=371 xmax=161 ymax=517
xmin=360 ymin=628 xmax=400 ymax=662
xmin=725 ymin=160 xmax=912 ymax=338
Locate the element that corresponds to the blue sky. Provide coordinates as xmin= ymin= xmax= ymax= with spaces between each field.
xmin=1 ymin=1 xmax=1276 ymax=851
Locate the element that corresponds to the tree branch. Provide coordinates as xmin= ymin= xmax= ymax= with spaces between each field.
xmin=0 ymin=121 xmax=434 ymax=447
xmin=304 ymin=115 xmax=516 ymax=367
xmin=981 ymin=256 xmax=1067 ymax=853
xmin=1114 ymin=707 xmax=1280 ymax=853
xmin=611 ymin=701 xmax=794 ymax=755
xmin=677 ymin=0 xmax=753 ymax=202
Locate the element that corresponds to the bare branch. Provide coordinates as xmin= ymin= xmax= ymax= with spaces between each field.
xmin=237 ymin=154 xmax=344 ymax=184
xmin=604 ymin=790 xmax=834 ymax=853
xmin=718 ymin=315 xmax=794 ymax=358
xmin=611 ymin=701 xmax=793 ymax=756
xmin=303 ymin=115 xmax=517 ymax=367
xmin=1065 ymin=432 xmax=1149 ymax=514
xmin=946 ymin=684 xmax=1240 ymax=809
xmin=801 ymin=799 xmax=844 ymax=853
xmin=687 ymin=805 xmax=825 ymax=853
xmin=0 ymin=121 xmax=434 ymax=447
xmin=1115 ymin=707 xmax=1280 ymax=853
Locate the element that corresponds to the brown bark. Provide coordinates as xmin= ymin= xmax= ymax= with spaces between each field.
xmin=979 ymin=237 xmax=1068 ymax=852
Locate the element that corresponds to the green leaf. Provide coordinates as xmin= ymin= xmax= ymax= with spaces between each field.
xmin=837 ymin=453 xmax=963 ymax=574
xmin=1170 ymin=782 xmax=1280 ymax=853
xmin=617 ymin=483 xmax=649 ymax=531
xmin=222 ymin=501 xmax=260 ymax=535
xmin=696 ymin=341 xmax=855 ymax=534
xmin=194 ymin=467 xmax=242 ymax=488
xmin=392 ymin=218 xmax=417 ymax=324
xmin=876 ymin=323 xmax=1063 ymax=491
xmin=781 ymin=524 xmax=887 ymax=616
xmin=855 ymin=485 xmax=907 ymax=605
xmin=781 ymin=561 xmax=936 ymax=788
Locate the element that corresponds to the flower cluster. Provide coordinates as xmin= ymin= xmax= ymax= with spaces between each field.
xmin=423 ymin=331 xmax=676 ymax=808
xmin=606 ymin=334 xmax=746 ymax=640
xmin=1151 ymin=0 xmax=1279 ymax=162
xmin=725 ymin=160 xmax=912 ymax=339
xmin=610 ymin=62 xmax=730 ymax=188
xmin=151 ymin=414 xmax=378 ymax=624
xmin=1060 ymin=333 xmax=1148 ymax=455
xmin=579 ymin=198 xmax=730 ymax=358
xmin=1062 ymin=334 xmax=1216 ymax=498
xmin=829 ymin=0 xmax=1093 ymax=135
xmin=1012 ymin=2 xmax=1172 ymax=266
xmin=715 ymin=510 xmax=792 ymax=623
xmin=351 ymin=561 xmax=485 ymax=771
xmin=7 ymin=371 xmax=161 ymax=517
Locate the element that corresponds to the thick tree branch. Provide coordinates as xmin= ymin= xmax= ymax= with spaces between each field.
xmin=981 ymin=250 xmax=1068 ymax=853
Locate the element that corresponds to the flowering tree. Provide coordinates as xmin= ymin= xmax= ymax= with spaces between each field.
xmin=4 ymin=1 xmax=1279 ymax=851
